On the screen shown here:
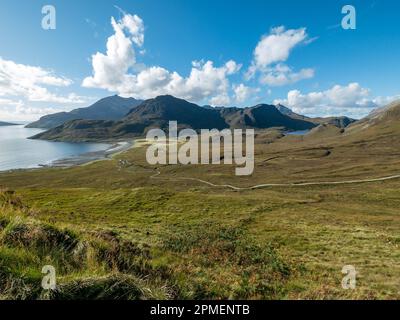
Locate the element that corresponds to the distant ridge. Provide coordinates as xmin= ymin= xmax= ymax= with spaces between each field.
xmin=31 ymin=95 xmax=317 ymax=142
xmin=223 ymin=104 xmax=315 ymax=130
xmin=123 ymin=95 xmax=228 ymax=130
xmin=26 ymin=95 xmax=143 ymax=129
xmin=275 ymin=104 xmax=309 ymax=121
xmin=275 ymin=104 xmax=356 ymax=128
xmin=0 ymin=121 xmax=18 ymax=126
xmin=364 ymin=99 xmax=400 ymax=123
xmin=346 ymin=100 xmax=400 ymax=134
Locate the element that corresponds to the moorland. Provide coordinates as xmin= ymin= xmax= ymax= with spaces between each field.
xmin=1 ymin=98 xmax=399 ymax=300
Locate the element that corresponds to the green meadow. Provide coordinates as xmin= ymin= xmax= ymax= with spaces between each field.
xmin=1 ymin=127 xmax=400 ymax=300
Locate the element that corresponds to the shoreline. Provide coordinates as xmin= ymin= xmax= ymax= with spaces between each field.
xmin=0 ymin=124 xmax=136 ymax=172
xmin=44 ymin=141 xmax=135 ymax=168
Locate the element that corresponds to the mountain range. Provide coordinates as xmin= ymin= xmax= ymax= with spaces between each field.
xmin=275 ymin=104 xmax=356 ymax=128
xmin=26 ymin=95 xmax=143 ymax=129
xmin=30 ymin=95 xmax=359 ymax=142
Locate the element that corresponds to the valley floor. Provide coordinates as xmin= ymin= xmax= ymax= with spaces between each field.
xmin=1 ymin=130 xmax=399 ymax=299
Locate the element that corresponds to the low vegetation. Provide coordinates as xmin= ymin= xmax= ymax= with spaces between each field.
xmin=2 ymin=103 xmax=400 ymax=299
xmin=0 ymin=189 xmax=301 ymax=300
xmin=0 ymin=190 xmax=171 ymax=300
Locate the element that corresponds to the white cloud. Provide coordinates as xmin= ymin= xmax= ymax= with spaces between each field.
xmin=246 ymin=26 xmax=314 ymax=87
xmin=82 ymin=15 xmax=140 ymax=92
xmin=0 ymin=98 xmax=21 ymax=107
xmin=274 ymin=83 xmax=398 ymax=118
xmin=0 ymin=98 xmax=68 ymax=121
xmin=210 ymin=94 xmax=231 ymax=106
xmin=125 ymin=60 xmax=241 ymax=103
xmin=82 ymin=13 xmax=241 ymax=105
xmin=233 ymin=84 xmax=260 ymax=103
xmin=0 ymin=57 xmax=91 ymax=121
xmin=0 ymin=57 xmax=85 ymax=104
xmin=15 ymin=104 xmax=62 ymax=117
xmin=253 ymin=26 xmax=307 ymax=68
xmin=120 ymin=14 xmax=145 ymax=47
xmin=260 ymin=64 xmax=314 ymax=86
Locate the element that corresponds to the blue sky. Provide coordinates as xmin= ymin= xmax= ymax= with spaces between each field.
xmin=0 ymin=0 xmax=399 ymax=121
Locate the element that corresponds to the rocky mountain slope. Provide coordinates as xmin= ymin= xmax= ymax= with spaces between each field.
xmin=26 ymin=95 xmax=142 ymax=129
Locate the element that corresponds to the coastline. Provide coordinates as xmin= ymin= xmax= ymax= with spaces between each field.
xmin=45 ymin=141 xmax=135 ymax=168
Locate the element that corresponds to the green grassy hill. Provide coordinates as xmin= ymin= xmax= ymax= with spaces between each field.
xmin=0 ymin=190 xmax=171 ymax=300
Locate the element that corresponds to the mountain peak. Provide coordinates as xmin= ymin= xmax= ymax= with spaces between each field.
xmin=152 ymin=95 xmax=190 ymax=104
xmin=26 ymin=95 xmax=143 ymax=129
xmin=251 ymin=104 xmax=279 ymax=112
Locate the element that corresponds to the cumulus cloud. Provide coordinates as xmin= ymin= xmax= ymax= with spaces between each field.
xmin=210 ymin=94 xmax=231 ymax=106
xmin=99 ymin=60 xmax=242 ymax=104
xmin=246 ymin=26 xmax=314 ymax=87
xmin=0 ymin=98 xmax=68 ymax=121
xmin=254 ymin=26 xmax=307 ymax=68
xmin=233 ymin=84 xmax=260 ymax=103
xmin=82 ymin=15 xmax=141 ymax=92
xmin=260 ymin=64 xmax=314 ymax=86
xmin=0 ymin=98 xmax=21 ymax=107
xmin=119 ymin=14 xmax=145 ymax=47
xmin=125 ymin=60 xmax=241 ymax=102
xmin=82 ymin=13 xmax=241 ymax=105
xmin=274 ymin=83 xmax=399 ymax=118
xmin=0 ymin=57 xmax=85 ymax=104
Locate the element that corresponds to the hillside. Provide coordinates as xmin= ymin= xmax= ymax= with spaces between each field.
xmin=31 ymin=95 xmax=317 ymax=141
xmin=2 ymin=101 xmax=400 ymax=299
xmin=0 ymin=189 xmax=171 ymax=300
xmin=0 ymin=121 xmax=18 ymax=126
xmin=305 ymin=123 xmax=344 ymax=140
xmin=223 ymin=104 xmax=315 ymax=130
xmin=275 ymin=104 xmax=309 ymax=121
xmin=26 ymin=95 xmax=142 ymax=129
xmin=346 ymin=100 xmax=400 ymax=134
xmin=312 ymin=116 xmax=356 ymax=128
xmin=30 ymin=120 xmax=117 ymax=142
xmin=124 ymin=95 xmax=228 ymax=130
xmin=275 ymin=104 xmax=355 ymax=128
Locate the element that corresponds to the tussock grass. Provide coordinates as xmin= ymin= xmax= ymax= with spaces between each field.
xmin=0 ymin=190 xmax=172 ymax=300
xmin=162 ymin=222 xmax=296 ymax=299
xmin=0 ymin=189 xmax=300 ymax=300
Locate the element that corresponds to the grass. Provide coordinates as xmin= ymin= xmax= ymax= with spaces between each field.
xmin=1 ymin=127 xmax=400 ymax=299
xmin=0 ymin=188 xmax=301 ymax=300
xmin=161 ymin=221 xmax=296 ymax=299
xmin=0 ymin=190 xmax=173 ymax=300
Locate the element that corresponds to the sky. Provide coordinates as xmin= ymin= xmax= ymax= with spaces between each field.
xmin=0 ymin=0 xmax=400 ymax=121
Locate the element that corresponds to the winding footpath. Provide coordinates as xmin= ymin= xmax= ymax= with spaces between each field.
xmin=150 ymin=170 xmax=400 ymax=191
